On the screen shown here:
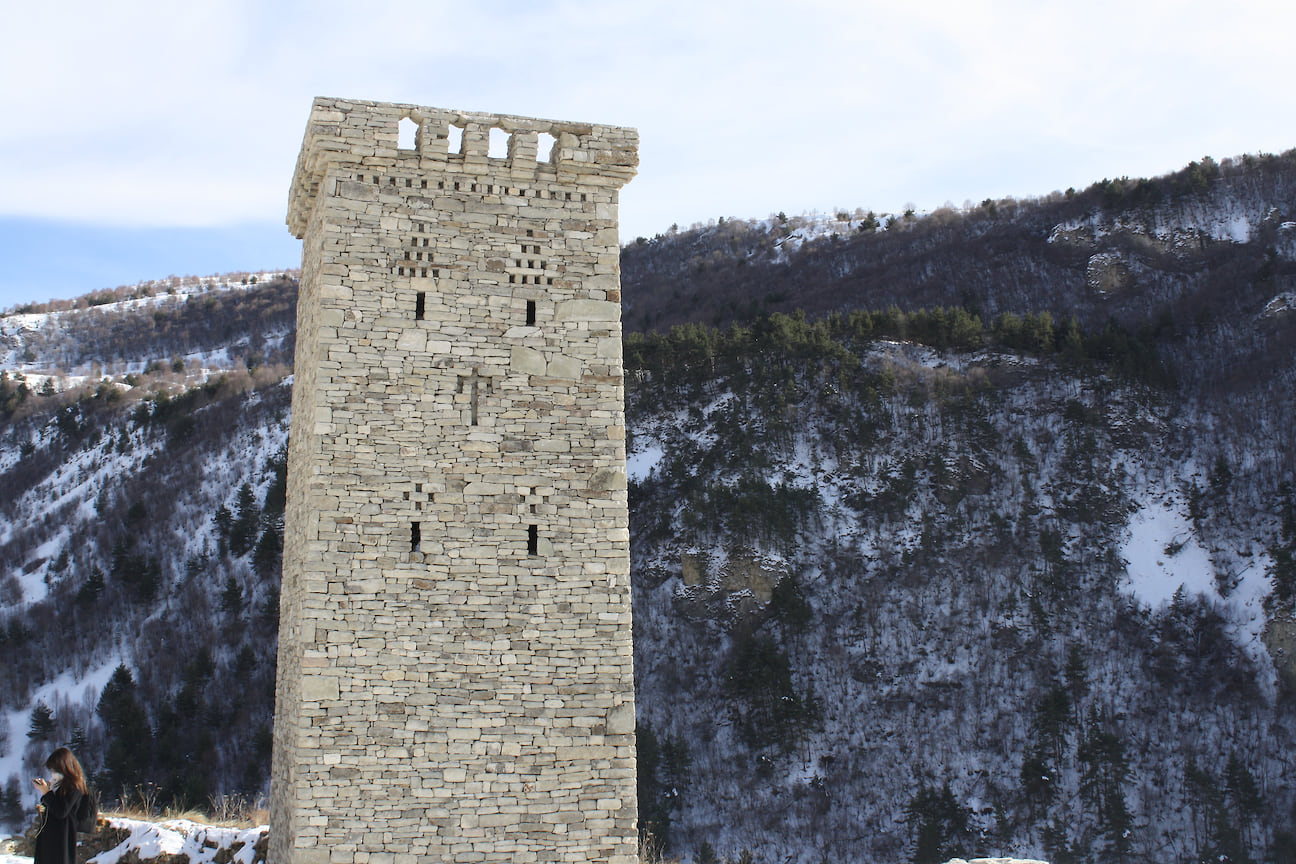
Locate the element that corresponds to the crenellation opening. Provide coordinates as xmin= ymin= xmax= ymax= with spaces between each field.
xmin=398 ymin=117 xmax=419 ymax=151
xmin=489 ymin=128 xmax=509 ymax=159
xmin=536 ymin=132 xmax=556 ymax=162
xmin=448 ymin=123 xmax=465 ymax=155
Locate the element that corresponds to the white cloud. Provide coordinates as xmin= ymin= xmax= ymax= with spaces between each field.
xmin=2 ymin=0 xmax=1295 ymax=239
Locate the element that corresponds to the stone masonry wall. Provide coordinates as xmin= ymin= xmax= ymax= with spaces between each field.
xmin=271 ymin=98 xmax=639 ymax=864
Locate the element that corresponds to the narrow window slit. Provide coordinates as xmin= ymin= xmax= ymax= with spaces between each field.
xmin=526 ymin=300 xmax=536 ymax=327
xmin=527 ymin=524 xmax=539 ymax=556
xmin=415 ymin=292 xmax=426 ymax=320
xmin=410 ymin=521 xmax=421 ymax=553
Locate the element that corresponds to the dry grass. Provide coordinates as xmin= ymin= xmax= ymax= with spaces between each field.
xmin=101 ymin=790 xmax=267 ymax=828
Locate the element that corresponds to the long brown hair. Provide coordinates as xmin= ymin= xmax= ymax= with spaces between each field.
xmin=45 ymin=747 xmax=88 ymax=797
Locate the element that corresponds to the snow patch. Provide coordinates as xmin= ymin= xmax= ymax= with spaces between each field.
xmin=1219 ymin=214 xmax=1252 ymax=244
xmin=627 ymin=444 xmax=664 ymax=482
xmin=1261 ymin=292 xmax=1296 ymax=318
xmin=1121 ymin=498 xmax=1215 ymax=608
xmin=88 ymin=818 xmax=266 ymax=864
xmin=1122 ymin=495 xmax=1275 ymax=688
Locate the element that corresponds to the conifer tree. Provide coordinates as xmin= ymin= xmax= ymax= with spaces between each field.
xmin=220 ymin=576 xmax=243 ymax=616
xmin=1077 ymin=708 xmax=1132 ymax=856
xmin=2 ymin=776 xmax=22 ymax=826
xmin=27 ymin=702 xmax=55 ymax=739
xmin=903 ymin=782 xmax=969 ymax=864
xmin=77 ymin=565 xmax=106 ymax=605
xmin=229 ymin=484 xmax=259 ymax=556
xmin=96 ymin=665 xmax=150 ymax=798
xmin=252 ymin=524 xmax=282 ymax=580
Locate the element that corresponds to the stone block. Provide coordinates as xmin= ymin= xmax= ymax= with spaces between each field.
xmin=510 ymin=345 xmax=547 ymax=376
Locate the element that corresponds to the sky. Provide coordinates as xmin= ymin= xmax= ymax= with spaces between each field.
xmin=3 ymin=0 xmax=1296 ymax=310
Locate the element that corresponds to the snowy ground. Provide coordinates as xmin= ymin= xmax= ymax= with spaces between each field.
xmin=0 ymin=817 xmax=267 ymax=864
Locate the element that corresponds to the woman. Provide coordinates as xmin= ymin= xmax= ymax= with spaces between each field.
xmin=31 ymin=747 xmax=86 ymax=864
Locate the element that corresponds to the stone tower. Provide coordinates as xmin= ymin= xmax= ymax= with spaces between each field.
xmin=270 ymin=98 xmax=638 ymax=864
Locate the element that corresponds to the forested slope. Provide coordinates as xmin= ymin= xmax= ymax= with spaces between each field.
xmin=2 ymin=153 xmax=1295 ymax=863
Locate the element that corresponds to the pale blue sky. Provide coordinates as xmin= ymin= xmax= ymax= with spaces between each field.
xmin=4 ymin=0 xmax=1296 ymax=309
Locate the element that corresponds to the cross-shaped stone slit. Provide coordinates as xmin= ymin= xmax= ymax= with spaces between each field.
xmin=456 ymin=370 xmax=493 ymax=425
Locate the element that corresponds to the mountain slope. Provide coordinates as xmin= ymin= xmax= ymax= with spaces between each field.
xmin=2 ymin=154 xmax=1296 ymax=862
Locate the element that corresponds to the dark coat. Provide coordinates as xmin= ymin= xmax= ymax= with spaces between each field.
xmin=34 ymin=788 xmax=82 ymax=864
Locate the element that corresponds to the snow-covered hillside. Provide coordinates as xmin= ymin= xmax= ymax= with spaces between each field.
xmin=3 ymin=149 xmax=1296 ymax=863
xmin=0 ymin=276 xmax=292 ymax=819
xmin=624 ymin=318 xmax=1294 ymax=862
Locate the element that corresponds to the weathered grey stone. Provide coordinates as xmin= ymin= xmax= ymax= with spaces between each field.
xmin=554 ymin=299 xmax=621 ymax=322
xmin=272 ymin=98 xmax=639 ymax=864
xmin=510 ymin=345 xmax=546 ymax=376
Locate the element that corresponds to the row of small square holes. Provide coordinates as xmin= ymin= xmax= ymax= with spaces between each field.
xmin=363 ymin=173 xmax=589 ymax=202
xmin=401 ymin=230 xmax=553 ymax=282
xmin=411 ymin=225 xmax=542 ymax=239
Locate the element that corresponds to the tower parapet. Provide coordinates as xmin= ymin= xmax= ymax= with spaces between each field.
xmin=288 ymin=98 xmax=638 ymax=237
xmin=271 ymin=97 xmax=638 ymax=864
